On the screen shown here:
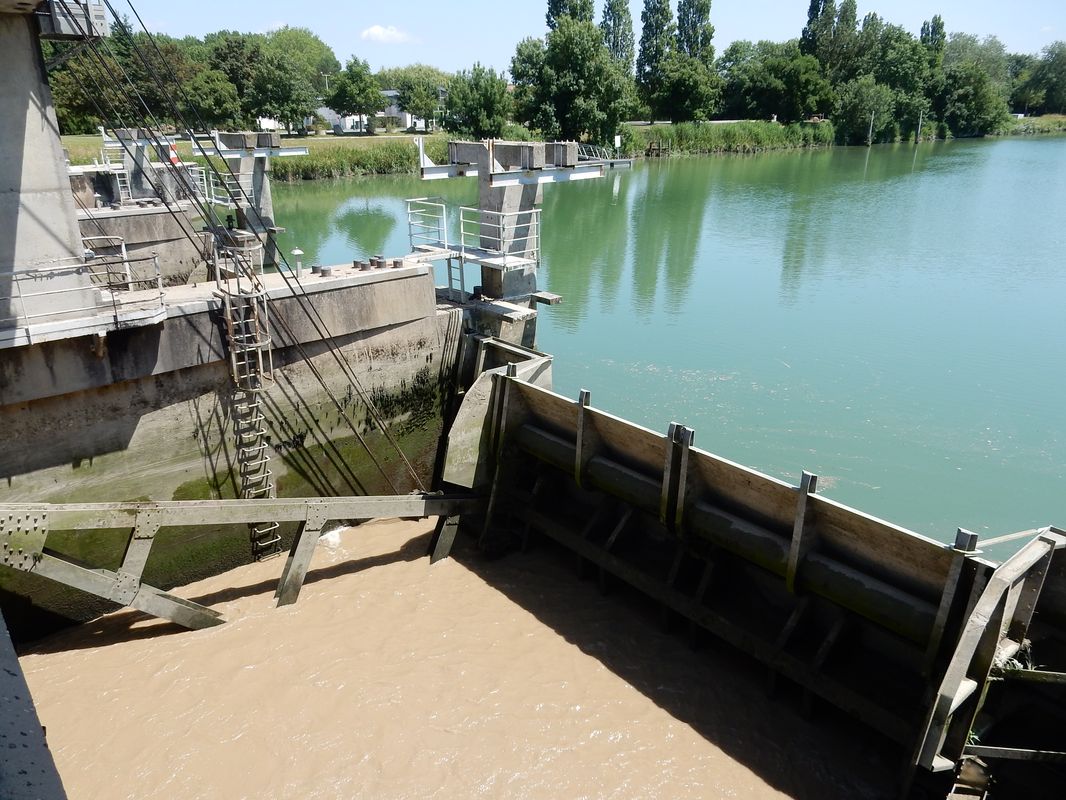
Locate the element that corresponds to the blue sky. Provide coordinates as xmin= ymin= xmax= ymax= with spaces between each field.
xmin=127 ymin=0 xmax=1065 ymax=73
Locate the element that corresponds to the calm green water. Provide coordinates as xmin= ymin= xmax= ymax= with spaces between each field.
xmin=273 ymin=137 xmax=1066 ymax=551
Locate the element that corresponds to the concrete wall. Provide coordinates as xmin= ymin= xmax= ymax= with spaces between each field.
xmin=0 ymin=268 xmax=464 ymax=636
xmin=77 ymin=206 xmax=206 ymax=284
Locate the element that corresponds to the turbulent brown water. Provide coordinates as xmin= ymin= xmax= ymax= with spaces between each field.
xmin=20 ymin=520 xmax=894 ymax=799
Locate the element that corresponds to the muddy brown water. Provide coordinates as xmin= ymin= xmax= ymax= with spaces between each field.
xmin=20 ymin=520 xmax=895 ymax=799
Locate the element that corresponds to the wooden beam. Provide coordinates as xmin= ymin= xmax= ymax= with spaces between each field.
xmin=118 ymin=507 xmax=161 ymax=578
xmin=964 ymin=745 xmax=1066 ymax=763
xmin=574 ymin=389 xmax=593 ymax=488
xmin=429 ymin=515 xmax=460 ymax=564
xmin=3 ymin=495 xmax=483 ymax=531
xmin=32 ymin=552 xmax=222 ymax=629
xmin=786 ymin=471 xmax=819 ymax=594
xmin=276 ymin=505 xmax=330 ymax=606
xmin=660 ymin=423 xmax=693 ymax=533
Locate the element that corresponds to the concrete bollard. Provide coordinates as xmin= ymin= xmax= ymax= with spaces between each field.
xmin=311 ymin=264 xmax=322 ymax=275
xmin=392 ymin=259 xmax=403 ymax=269
xmin=320 ymin=265 xmax=334 ymax=277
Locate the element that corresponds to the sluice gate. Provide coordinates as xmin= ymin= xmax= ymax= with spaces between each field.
xmin=440 ymin=371 xmax=1066 ymax=796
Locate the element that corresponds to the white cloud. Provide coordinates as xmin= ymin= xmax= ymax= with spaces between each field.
xmin=360 ymin=24 xmax=412 ymax=44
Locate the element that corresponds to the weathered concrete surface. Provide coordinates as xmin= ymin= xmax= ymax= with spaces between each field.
xmin=0 ymin=14 xmax=95 ymax=326
xmin=0 ymin=266 xmax=463 ymax=638
xmin=77 ymin=205 xmax=205 ymax=284
xmin=0 ymin=266 xmax=437 ymax=407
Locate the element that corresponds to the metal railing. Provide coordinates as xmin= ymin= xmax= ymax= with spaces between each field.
xmin=0 ymin=252 xmax=164 ymax=327
xmin=406 ymin=197 xmax=450 ymax=251
xmin=213 ymin=236 xmax=265 ymax=289
xmin=188 ymin=164 xmax=255 ymax=209
xmin=459 ymin=206 xmax=541 ymax=267
xmin=578 ymin=143 xmax=612 ymax=161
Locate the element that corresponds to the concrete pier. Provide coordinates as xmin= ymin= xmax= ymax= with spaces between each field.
xmin=0 ymin=12 xmax=96 ymax=328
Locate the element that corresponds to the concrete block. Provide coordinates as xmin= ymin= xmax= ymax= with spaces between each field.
xmin=493 ymin=142 xmax=545 ymax=170
xmin=546 ymin=141 xmax=578 ymax=167
xmin=257 ymin=132 xmax=281 ymax=149
xmin=449 ymin=141 xmax=485 ymax=165
xmin=218 ymin=132 xmax=259 ymax=150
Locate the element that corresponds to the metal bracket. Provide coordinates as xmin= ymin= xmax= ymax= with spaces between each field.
xmin=0 ymin=508 xmax=48 ymax=570
xmin=110 ymin=571 xmax=141 ymax=605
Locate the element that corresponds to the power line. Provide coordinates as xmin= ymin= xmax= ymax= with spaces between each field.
xmin=54 ymin=1 xmax=407 ymax=493
xmin=109 ymin=0 xmax=427 ymax=490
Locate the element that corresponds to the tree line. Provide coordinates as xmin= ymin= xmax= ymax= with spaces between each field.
xmin=47 ymin=20 xmax=450 ymax=135
xmin=48 ymin=4 xmax=1066 ymax=147
xmin=446 ymin=0 xmax=1066 ymax=145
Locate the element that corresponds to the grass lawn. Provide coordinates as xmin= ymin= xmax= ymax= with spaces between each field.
xmin=61 ymin=131 xmax=439 ymax=166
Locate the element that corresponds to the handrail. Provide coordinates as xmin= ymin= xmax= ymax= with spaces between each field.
xmin=1 ymin=253 xmax=165 ymax=326
xmin=406 ymin=198 xmax=449 ymax=251
xmin=458 ymin=205 xmax=541 ymax=266
xmin=915 ymin=530 xmax=1066 ymax=769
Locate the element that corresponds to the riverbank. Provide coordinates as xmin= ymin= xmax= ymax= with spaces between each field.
xmin=996 ymin=113 xmax=1066 ymax=136
xmin=61 ymin=114 xmax=1066 ymax=183
xmin=20 ymin=518 xmax=896 ymax=799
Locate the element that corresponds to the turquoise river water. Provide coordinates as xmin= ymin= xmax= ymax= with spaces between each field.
xmin=273 ymin=137 xmax=1066 ymax=555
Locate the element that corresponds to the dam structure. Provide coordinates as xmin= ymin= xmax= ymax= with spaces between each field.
xmin=0 ymin=3 xmax=1065 ymax=799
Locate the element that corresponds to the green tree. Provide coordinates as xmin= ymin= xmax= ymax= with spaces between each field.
xmin=263 ymin=26 xmax=340 ymax=96
xmin=326 ymin=58 xmax=387 ymax=130
xmin=208 ymin=32 xmax=266 ymax=123
xmin=835 ymin=73 xmax=895 ymax=143
xmin=800 ymin=0 xmax=836 ymax=63
xmin=49 ymin=51 xmax=134 ymax=133
xmin=799 ymin=0 xmax=822 ymax=56
xmin=511 ymin=37 xmax=554 ymax=133
xmin=940 ymin=61 xmax=1010 ymax=135
xmin=398 ymin=73 xmax=443 ymax=130
xmin=718 ymin=40 xmax=832 ymax=122
xmin=376 ymin=64 xmax=451 ymax=91
xmin=920 ymin=15 xmax=946 ymax=71
xmin=652 ymin=51 xmax=722 ymax=122
xmin=512 ymin=17 xmax=632 ymax=142
xmin=600 ymin=0 xmax=635 ymax=74
xmin=248 ymin=52 xmax=317 ymax=132
xmin=546 ymin=0 xmax=594 ymax=30
xmin=1033 ymin=41 xmax=1066 ymax=113
xmin=181 ymin=69 xmax=241 ymax=128
xmin=676 ymin=0 xmax=715 ymax=67
xmin=828 ymin=0 xmax=859 ymax=84
xmin=444 ymin=63 xmax=512 ymax=139
xmin=636 ymin=0 xmax=676 ymax=117
xmin=107 ymin=22 xmax=202 ymax=124
xmin=943 ymin=33 xmax=1011 ymax=99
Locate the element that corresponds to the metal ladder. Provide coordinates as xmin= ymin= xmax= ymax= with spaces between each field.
xmin=446 ymin=257 xmax=465 ymax=301
xmin=216 ymin=241 xmax=282 ymax=560
xmin=114 ymin=169 xmax=132 ymax=203
xmin=100 ymin=133 xmax=133 ymax=204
